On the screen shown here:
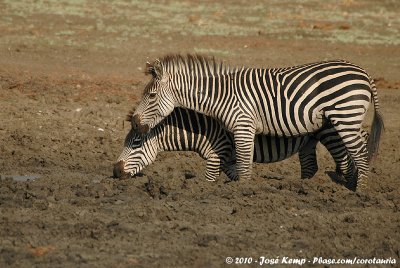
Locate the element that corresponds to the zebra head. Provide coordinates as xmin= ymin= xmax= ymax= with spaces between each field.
xmin=132 ymin=59 xmax=175 ymax=134
xmin=113 ymin=116 xmax=159 ymax=179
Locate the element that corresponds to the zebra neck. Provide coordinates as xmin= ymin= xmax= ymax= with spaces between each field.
xmin=148 ymin=125 xmax=164 ymax=153
xmin=174 ymin=73 xmax=237 ymax=124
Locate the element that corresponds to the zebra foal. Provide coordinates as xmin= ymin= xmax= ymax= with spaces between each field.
xmin=131 ymin=55 xmax=383 ymax=191
xmin=115 ymin=108 xmax=361 ymax=187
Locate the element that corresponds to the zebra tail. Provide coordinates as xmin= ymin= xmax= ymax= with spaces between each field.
xmin=367 ymin=78 xmax=384 ymax=162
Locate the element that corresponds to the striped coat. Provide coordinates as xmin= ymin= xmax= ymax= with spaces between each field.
xmin=132 ymin=55 xmax=383 ymax=191
xmin=115 ymin=108 xmax=361 ymax=184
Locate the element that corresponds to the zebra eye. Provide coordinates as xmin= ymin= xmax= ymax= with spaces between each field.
xmin=149 ymin=92 xmax=157 ymax=98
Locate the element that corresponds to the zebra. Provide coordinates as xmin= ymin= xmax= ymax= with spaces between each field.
xmin=115 ymin=107 xmax=366 ymax=187
xmin=131 ymin=55 xmax=383 ymax=191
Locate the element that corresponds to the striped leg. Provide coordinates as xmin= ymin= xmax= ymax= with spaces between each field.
xmin=204 ymin=154 xmax=222 ymax=181
xmin=298 ymin=138 xmax=319 ymax=179
xmin=316 ymin=127 xmax=357 ymax=183
xmin=332 ymin=130 xmax=368 ymax=181
xmin=233 ymin=127 xmax=256 ymax=180
xmin=222 ymin=162 xmax=239 ymax=181
xmin=328 ymin=115 xmax=369 ymax=191
xmin=340 ymin=131 xmax=368 ymax=191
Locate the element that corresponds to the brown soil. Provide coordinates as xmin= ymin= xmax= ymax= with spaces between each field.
xmin=1 ymin=1 xmax=399 ymax=267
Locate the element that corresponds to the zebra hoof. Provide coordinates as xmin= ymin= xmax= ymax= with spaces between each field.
xmin=231 ymin=176 xmax=240 ymax=181
xmin=300 ymin=173 xmax=316 ymax=180
xmin=301 ymin=169 xmax=318 ymax=180
xmin=346 ymin=174 xmax=368 ymax=192
xmin=346 ymin=182 xmax=357 ymax=192
xmin=355 ymin=177 xmax=368 ymax=193
xmin=225 ymin=176 xmax=239 ymax=182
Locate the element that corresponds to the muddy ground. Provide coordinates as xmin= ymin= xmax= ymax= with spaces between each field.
xmin=0 ymin=1 xmax=399 ymax=267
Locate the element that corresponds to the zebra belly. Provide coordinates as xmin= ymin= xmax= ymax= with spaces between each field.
xmin=252 ymin=134 xmax=311 ymax=163
xmin=255 ymin=102 xmax=325 ymax=137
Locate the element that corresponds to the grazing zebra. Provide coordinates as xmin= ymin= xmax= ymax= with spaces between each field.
xmin=115 ymin=107 xmax=364 ymax=186
xmin=131 ymin=55 xmax=383 ymax=191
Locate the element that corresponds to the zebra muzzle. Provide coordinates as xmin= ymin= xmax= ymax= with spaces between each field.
xmin=113 ymin=160 xmax=129 ymax=179
xmin=131 ymin=114 xmax=150 ymax=134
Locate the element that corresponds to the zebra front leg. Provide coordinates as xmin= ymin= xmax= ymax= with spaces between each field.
xmin=233 ymin=128 xmax=256 ymax=180
xmin=220 ymin=149 xmax=239 ymax=181
xmin=204 ymin=154 xmax=222 ymax=181
xmin=221 ymin=164 xmax=239 ymax=181
xmin=298 ymin=138 xmax=319 ymax=179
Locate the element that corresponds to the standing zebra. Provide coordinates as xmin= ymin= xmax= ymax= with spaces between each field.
xmin=132 ymin=55 xmax=383 ymax=190
xmin=116 ymin=107 xmax=364 ymax=188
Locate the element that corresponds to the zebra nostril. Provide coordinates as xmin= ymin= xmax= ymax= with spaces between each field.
xmin=113 ymin=160 xmax=126 ymax=179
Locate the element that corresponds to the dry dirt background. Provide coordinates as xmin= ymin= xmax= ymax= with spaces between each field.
xmin=0 ymin=0 xmax=399 ymax=267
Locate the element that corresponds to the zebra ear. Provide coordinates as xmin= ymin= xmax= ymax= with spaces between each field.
xmin=153 ymin=59 xmax=163 ymax=78
xmin=145 ymin=62 xmax=157 ymax=78
xmin=145 ymin=60 xmax=162 ymax=78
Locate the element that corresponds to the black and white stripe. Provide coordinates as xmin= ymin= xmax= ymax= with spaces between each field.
xmin=133 ymin=55 xmax=383 ymax=190
xmin=118 ymin=108 xmax=364 ymax=182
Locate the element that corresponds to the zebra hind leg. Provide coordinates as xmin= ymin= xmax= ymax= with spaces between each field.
xmin=330 ymin=126 xmax=369 ymax=191
xmin=340 ymin=135 xmax=368 ymax=192
xmin=316 ymin=125 xmax=357 ymax=189
xmin=298 ymin=138 xmax=319 ymax=179
xmin=341 ymin=130 xmax=370 ymax=190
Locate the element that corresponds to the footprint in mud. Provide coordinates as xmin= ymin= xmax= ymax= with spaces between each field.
xmin=144 ymin=177 xmax=169 ymax=199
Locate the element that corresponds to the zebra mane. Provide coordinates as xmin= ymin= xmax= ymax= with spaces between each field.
xmin=148 ymin=54 xmax=238 ymax=77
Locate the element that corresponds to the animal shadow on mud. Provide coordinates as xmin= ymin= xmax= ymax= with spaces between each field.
xmin=261 ymin=171 xmax=356 ymax=192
